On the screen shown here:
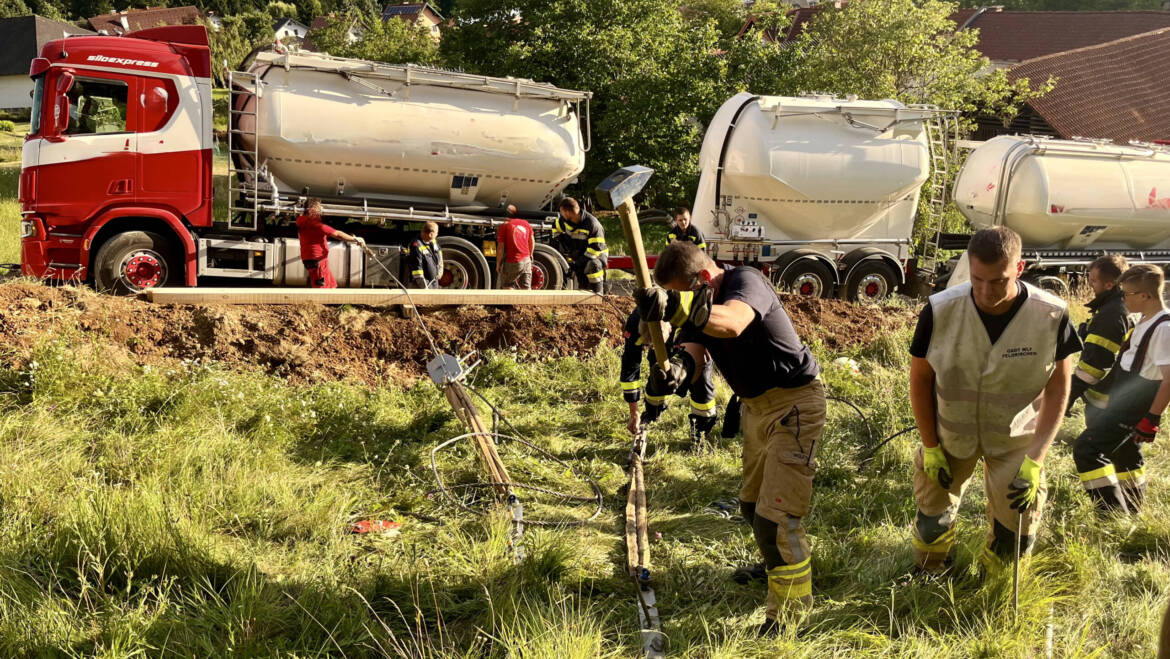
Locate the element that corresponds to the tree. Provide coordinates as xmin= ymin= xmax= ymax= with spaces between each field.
xmin=310 ymin=13 xmax=440 ymax=65
xmin=266 ymin=0 xmax=297 ymax=18
xmin=681 ymin=0 xmax=749 ymax=38
xmin=206 ymin=11 xmax=275 ymax=86
xmin=784 ymin=0 xmax=1052 ymax=128
xmin=441 ymin=0 xmax=784 ymax=206
xmin=0 ymin=0 xmax=31 ymax=18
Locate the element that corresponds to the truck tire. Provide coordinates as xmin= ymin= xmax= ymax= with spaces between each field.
xmin=776 ymin=259 xmax=833 ymax=298
xmin=844 ymin=260 xmax=899 ymax=303
xmin=93 ymin=230 xmax=179 ymax=295
xmin=1033 ymin=275 xmax=1069 ymax=298
xmin=531 ymin=244 xmax=568 ymax=290
xmin=437 ymin=236 xmax=491 ymax=290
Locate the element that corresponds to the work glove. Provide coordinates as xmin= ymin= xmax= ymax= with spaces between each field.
xmin=640 ymin=402 xmax=665 ymax=426
xmin=922 ymin=444 xmax=953 ymax=490
xmin=1135 ymin=413 xmax=1160 ymax=444
xmin=648 ymin=352 xmax=694 ymax=396
xmin=1008 ymin=456 xmax=1043 ymax=511
xmin=635 ymin=285 xmax=713 ymax=330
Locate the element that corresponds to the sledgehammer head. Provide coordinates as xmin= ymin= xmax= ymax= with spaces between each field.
xmin=594 ymin=165 xmax=654 ymax=211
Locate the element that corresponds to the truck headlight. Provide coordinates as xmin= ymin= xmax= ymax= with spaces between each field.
xmin=20 ymin=220 xmax=34 ymax=239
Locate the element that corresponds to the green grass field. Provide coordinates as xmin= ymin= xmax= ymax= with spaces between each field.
xmin=0 ymin=290 xmax=1165 ymax=656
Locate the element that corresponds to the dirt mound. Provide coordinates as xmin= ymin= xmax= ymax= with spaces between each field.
xmin=0 ymin=282 xmax=916 ymax=386
xmin=781 ymin=294 xmax=917 ymax=350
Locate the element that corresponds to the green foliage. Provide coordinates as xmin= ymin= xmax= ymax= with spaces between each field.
xmin=0 ymin=120 xmax=14 ymax=133
xmin=206 ymin=11 xmax=275 ymax=86
xmin=441 ymin=0 xmax=789 ymax=207
xmin=0 ymin=0 xmax=30 ymax=18
xmin=681 ymin=0 xmax=749 ymax=38
xmin=265 ymin=0 xmax=296 ymax=18
xmin=784 ymin=0 xmax=1053 ymax=129
xmin=311 ymin=12 xmax=441 ymax=65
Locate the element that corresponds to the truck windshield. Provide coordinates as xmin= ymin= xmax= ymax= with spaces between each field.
xmin=29 ymin=75 xmax=44 ymax=136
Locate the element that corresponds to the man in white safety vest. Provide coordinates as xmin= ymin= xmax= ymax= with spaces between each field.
xmin=908 ymin=226 xmax=1081 ymax=572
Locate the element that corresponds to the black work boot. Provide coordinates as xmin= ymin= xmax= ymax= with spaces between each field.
xmin=757 ymin=617 xmax=780 ymax=638
xmin=732 ymin=562 xmax=767 ymax=585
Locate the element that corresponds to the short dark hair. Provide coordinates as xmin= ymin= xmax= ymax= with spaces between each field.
xmin=968 ymin=226 xmax=1022 ymax=265
xmin=1090 ymin=254 xmax=1127 ymax=282
xmin=559 ymin=197 xmax=580 ymax=212
xmin=675 ymin=205 xmax=691 ymax=217
xmin=1119 ymin=263 xmax=1165 ymax=297
xmin=654 ymin=241 xmax=713 ymax=285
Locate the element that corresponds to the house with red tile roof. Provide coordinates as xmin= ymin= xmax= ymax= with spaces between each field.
xmin=976 ymin=28 xmax=1170 ymax=143
xmin=86 ymin=5 xmax=203 ymax=36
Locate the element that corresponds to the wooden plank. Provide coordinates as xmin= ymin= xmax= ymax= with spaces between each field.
xmin=615 ymin=200 xmax=668 ymax=368
xmin=143 ymin=287 xmax=607 ymax=306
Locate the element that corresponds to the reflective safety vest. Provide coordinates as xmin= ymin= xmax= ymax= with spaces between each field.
xmin=925 ymin=282 xmax=1064 ymax=458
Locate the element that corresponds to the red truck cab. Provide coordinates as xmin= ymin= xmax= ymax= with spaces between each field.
xmin=20 ymin=26 xmax=213 ymax=292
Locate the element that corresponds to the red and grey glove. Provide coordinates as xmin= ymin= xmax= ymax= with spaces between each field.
xmin=635 ymin=285 xmax=712 ymax=330
xmin=1135 ymin=413 xmax=1160 ymax=443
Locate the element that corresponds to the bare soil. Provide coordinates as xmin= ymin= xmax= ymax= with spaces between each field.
xmin=0 ymin=282 xmax=915 ymax=386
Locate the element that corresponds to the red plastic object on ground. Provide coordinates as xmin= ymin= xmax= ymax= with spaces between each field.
xmin=350 ymin=520 xmax=402 ymax=535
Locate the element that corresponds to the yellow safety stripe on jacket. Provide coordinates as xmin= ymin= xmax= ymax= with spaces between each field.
xmin=911 ymin=527 xmax=955 ymax=553
xmin=1078 ymin=464 xmax=1117 ymax=482
xmin=620 ymin=381 xmax=640 ymax=391
xmin=411 ymin=269 xmax=424 ymax=277
xmin=586 ymin=269 xmax=605 ymax=281
xmin=1076 ymin=361 xmax=1107 ymax=380
xmin=669 ymin=290 xmax=694 ymax=326
xmin=1085 ymin=333 xmax=1122 ymax=354
xmin=695 ymin=241 xmax=707 ymax=250
xmin=645 ymin=393 xmax=666 ymax=405
xmin=588 ymin=236 xmax=605 ymax=244
xmin=1117 ymin=467 xmax=1146 ymax=482
xmin=585 ymin=247 xmax=609 ymax=257
xmin=1085 ymin=388 xmax=1109 ymax=402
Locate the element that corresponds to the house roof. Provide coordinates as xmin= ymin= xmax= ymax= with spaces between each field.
xmin=380 ymin=2 xmax=442 ymax=23
xmin=959 ymin=8 xmax=1170 ymax=63
xmin=87 ymin=5 xmax=203 ymax=36
xmin=0 ymin=15 xmax=93 ymax=77
xmin=736 ymin=5 xmax=1170 ymax=64
xmin=1009 ymin=27 xmax=1170 ymax=143
xmin=273 ymin=17 xmax=308 ymax=33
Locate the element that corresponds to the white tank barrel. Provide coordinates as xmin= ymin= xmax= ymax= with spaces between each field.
xmin=239 ymin=51 xmax=590 ymax=211
xmin=954 ymin=135 xmax=1170 ymax=250
xmin=693 ymin=93 xmax=933 ymax=246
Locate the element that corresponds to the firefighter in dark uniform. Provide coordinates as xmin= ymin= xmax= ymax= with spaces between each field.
xmin=405 ymin=221 xmax=443 ymax=288
xmin=553 ymin=197 xmax=607 ymax=293
xmin=620 ymin=308 xmax=717 ymax=445
xmin=1068 ymin=254 xmax=1133 ymax=422
xmin=667 ymin=206 xmax=706 ymax=251
xmin=1074 ymin=264 xmax=1170 ymax=514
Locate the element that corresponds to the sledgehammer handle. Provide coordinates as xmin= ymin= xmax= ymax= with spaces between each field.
xmin=615 ymin=199 xmax=669 ymax=369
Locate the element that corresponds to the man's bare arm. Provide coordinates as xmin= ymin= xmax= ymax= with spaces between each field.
xmin=702 ymin=300 xmax=755 ymax=338
xmin=1028 ymin=355 xmax=1073 ymax=462
xmin=909 ymin=356 xmax=939 ymax=448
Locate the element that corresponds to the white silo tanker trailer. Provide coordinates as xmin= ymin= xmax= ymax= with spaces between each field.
xmin=947 ymin=135 xmax=1170 ymax=295
xmin=218 ymin=48 xmax=593 ymax=290
xmin=690 ymin=93 xmax=952 ymax=301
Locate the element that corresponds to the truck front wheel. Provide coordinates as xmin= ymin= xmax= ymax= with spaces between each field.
xmin=93 ymin=230 xmax=179 ymax=295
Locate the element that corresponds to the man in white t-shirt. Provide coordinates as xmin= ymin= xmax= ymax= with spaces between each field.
xmin=1073 ymin=264 xmax=1170 ymax=513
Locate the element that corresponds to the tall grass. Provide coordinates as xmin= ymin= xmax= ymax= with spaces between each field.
xmin=0 ymin=164 xmax=20 ymax=264
xmin=0 ymin=292 xmax=1165 ymax=656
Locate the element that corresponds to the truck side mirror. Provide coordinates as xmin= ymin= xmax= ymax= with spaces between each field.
xmin=51 ymin=71 xmax=74 ymax=137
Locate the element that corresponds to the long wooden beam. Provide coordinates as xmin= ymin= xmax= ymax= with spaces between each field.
xmin=142 ymin=288 xmax=608 ymax=306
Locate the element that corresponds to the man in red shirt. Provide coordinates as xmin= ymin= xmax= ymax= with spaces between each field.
xmin=295 ymin=198 xmax=364 ymax=288
xmin=496 ymin=204 xmax=535 ymax=289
